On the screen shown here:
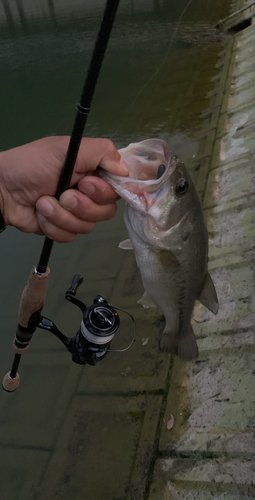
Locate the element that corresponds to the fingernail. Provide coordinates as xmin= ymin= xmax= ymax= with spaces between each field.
xmin=62 ymin=196 xmax=77 ymax=210
xmin=82 ymin=182 xmax=96 ymax=195
xmin=37 ymin=212 xmax=47 ymax=223
xmin=37 ymin=199 xmax=53 ymax=216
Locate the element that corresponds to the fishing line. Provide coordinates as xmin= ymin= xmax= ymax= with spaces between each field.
xmin=110 ymin=0 xmax=194 ymax=141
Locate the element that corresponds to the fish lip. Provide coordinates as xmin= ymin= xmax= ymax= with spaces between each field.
xmin=100 ymin=139 xmax=173 ymax=192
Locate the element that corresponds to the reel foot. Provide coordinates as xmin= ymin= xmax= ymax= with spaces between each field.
xmin=2 ymin=371 xmax=20 ymax=392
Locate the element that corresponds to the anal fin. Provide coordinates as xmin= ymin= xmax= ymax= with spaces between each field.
xmin=198 ymin=272 xmax=219 ymax=315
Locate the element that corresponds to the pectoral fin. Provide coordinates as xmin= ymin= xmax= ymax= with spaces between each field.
xmin=198 ymin=273 xmax=219 ymax=315
xmin=119 ymin=239 xmax=133 ymax=250
xmin=119 ymin=239 xmax=139 ymax=267
xmin=138 ymin=291 xmax=157 ymax=309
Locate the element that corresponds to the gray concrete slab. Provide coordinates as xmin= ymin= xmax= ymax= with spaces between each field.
xmin=149 ymin=458 xmax=255 ymax=499
xmin=148 ymin=13 xmax=255 ymax=500
xmin=203 ymin=156 xmax=254 ymax=209
xmin=34 ymin=394 xmax=162 ymax=500
xmin=0 ymin=448 xmax=51 ymax=500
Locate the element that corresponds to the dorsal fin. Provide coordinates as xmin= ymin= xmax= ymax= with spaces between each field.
xmin=198 ymin=273 xmax=219 ymax=315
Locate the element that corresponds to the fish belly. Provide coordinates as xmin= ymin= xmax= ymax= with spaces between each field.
xmin=139 ymin=245 xmax=197 ymax=329
xmin=125 ymin=213 xmax=206 ymax=361
xmin=141 ymin=247 xmax=201 ymax=360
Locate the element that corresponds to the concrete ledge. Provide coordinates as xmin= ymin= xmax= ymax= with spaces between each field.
xmin=150 ymin=4 xmax=255 ymax=499
xmin=149 ymin=458 xmax=255 ymax=499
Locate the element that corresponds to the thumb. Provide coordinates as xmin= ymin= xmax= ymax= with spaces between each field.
xmin=74 ymin=138 xmax=129 ymax=177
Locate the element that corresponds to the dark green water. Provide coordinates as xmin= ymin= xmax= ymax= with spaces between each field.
xmin=0 ymin=0 xmax=230 ymax=149
xmin=0 ymin=1 xmax=232 ymax=498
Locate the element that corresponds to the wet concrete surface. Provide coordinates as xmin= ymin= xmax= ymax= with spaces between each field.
xmin=149 ymin=2 xmax=255 ymax=499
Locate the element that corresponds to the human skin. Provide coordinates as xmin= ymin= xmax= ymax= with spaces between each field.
xmin=0 ymin=136 xmax=129 ymax=243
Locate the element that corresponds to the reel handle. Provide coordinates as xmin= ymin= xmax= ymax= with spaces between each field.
xmin=66 ymin=274 xmax=83 ymax=297
xmin=65 ymin=274 xmax=86 ymax=312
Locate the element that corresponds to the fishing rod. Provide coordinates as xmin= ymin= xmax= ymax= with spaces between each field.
xmin=2 ymin=0 xmax=135 ymax=392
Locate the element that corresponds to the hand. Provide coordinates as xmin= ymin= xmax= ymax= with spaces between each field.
xmin=0 ymin=136 xmax=128 ymax=242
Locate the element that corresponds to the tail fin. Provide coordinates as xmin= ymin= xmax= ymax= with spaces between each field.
xmin=160 ymin=324 xmax=198 ymax=361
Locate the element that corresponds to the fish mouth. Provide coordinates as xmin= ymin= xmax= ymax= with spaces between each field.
xmin=118 ymin=139 xmax=171 ymax=185
xmin=100 ymin=139 xmax=172 ymax=192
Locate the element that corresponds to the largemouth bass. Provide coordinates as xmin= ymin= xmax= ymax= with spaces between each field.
xmin=100 ymin=139 xmax=218 ymax=360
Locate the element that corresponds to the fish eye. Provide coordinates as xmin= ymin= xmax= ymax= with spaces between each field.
xmin=176 ymin=178 xmax=189 ymax=195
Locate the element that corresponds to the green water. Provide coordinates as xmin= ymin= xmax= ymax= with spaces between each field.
xmin=0 ymin=0 xmax=232 ymax=498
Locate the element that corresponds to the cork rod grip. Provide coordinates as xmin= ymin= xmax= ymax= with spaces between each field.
xmin=18 ymin=267 xmax=50 ymax=328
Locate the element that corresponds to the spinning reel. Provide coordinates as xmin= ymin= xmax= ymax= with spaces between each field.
xmin=2 ymin=274 xmax=135 ymax=391
xmin=39 ymin=274 xmax=134 ymax=366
